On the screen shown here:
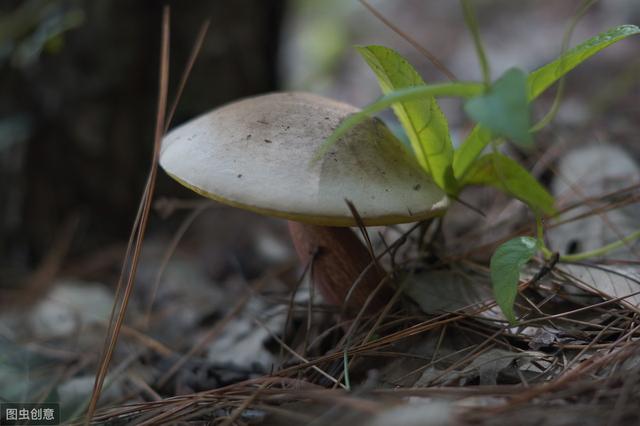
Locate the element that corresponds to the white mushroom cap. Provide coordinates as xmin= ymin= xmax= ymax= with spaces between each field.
xmin=160 ymin=92 xmax=448 ymax=226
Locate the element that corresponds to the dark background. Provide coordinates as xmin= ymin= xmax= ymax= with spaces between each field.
xmin=0 ymin=0 xmax=285 ymax=285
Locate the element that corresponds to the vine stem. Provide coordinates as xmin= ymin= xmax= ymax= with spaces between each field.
xmin=536 ymin=212 xmax=640 ymax=262
xmin=461 ymin=0 xmax=491 ymax=87
xmin=559 ymin=229 xmax=640 ymax=262
xmin=536 ymin=215 xmax=554 ymax=259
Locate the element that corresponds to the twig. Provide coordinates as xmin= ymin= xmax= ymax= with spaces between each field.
xmin=358 ymin=0 xmax=457 ymax=81
xmin=86 ymin=8 xmax=171 ymax=422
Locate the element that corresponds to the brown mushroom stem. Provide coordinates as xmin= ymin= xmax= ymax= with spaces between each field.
xmin=287 ymin=221 xmax=394 ymax=315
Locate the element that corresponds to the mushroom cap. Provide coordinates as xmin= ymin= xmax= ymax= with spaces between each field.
xmin=160 ymin=92 xmax=448 ymax=226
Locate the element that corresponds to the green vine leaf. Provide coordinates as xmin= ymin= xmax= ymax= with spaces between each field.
xmin=461 ymin=152 xmax=555 ymax=215
xmin=528 ymin=24 xmax=640 ymax=99
xmin=356 ymin=45 xmax=453 ymax=190
xmin=313 ymin=82 xmax=483 ymax=171
xmin=490 ymin=237 xmax=538 ymax=324
xmin=453 ymin=24 xmax=640 ymax=181
xmin=464 ymin=68 xmax=531 ymax=147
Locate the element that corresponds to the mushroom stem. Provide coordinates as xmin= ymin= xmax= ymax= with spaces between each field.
xmin=287 ymin=221 xmax=393 ymax=315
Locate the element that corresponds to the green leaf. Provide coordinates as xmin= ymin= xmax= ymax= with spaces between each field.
xmin=528 ymin=24 xmax=640 ymax=100
xmin=452 ymin=125 xmax=492 ymax=181
xmin=462 ymin=152 xmax=555 ymax=215
xmin=314 ymin=81 xmax=484 ymax=164
xmin=356 ymin=45 xmax=454 ymax=190
xmin=490 ymin=236 xmax=538 ymax=324
xmin=465 ymin=68 xmax=532 ymax=147
xmin=453 ymin=24 xmax=640 ymax=181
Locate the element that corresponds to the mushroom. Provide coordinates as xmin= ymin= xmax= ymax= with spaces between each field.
xmin=160 ymin=92 xmax=447 ymax=315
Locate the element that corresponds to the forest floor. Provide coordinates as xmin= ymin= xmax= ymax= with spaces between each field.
xmin=2 ymin=2 xmax=640 ymax=425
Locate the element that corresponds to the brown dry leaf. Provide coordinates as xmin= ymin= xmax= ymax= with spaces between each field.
xmin=416 ymin=349 xmax=549 ymax=386
xmin=549 ymin=144 xmax=640 ymax=260
xmin=402 ymin=269 xmax=494 ymax=314
xmin=557 ymin=264 xmax=640 ymax=311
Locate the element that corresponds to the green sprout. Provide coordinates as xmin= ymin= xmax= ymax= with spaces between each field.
xmin=317 ymin=6 xmax=639 ymax=324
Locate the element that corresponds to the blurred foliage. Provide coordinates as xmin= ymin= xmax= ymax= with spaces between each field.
xmin=282 ymin=0 xmax=355 ymax=91
xmin=0 ymin=114 xmax=31 ymax=153
xmin=0 ymin=0 xmax=85 ymax=68
xmin=0 ymin=0 xmax=285 ymax=281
